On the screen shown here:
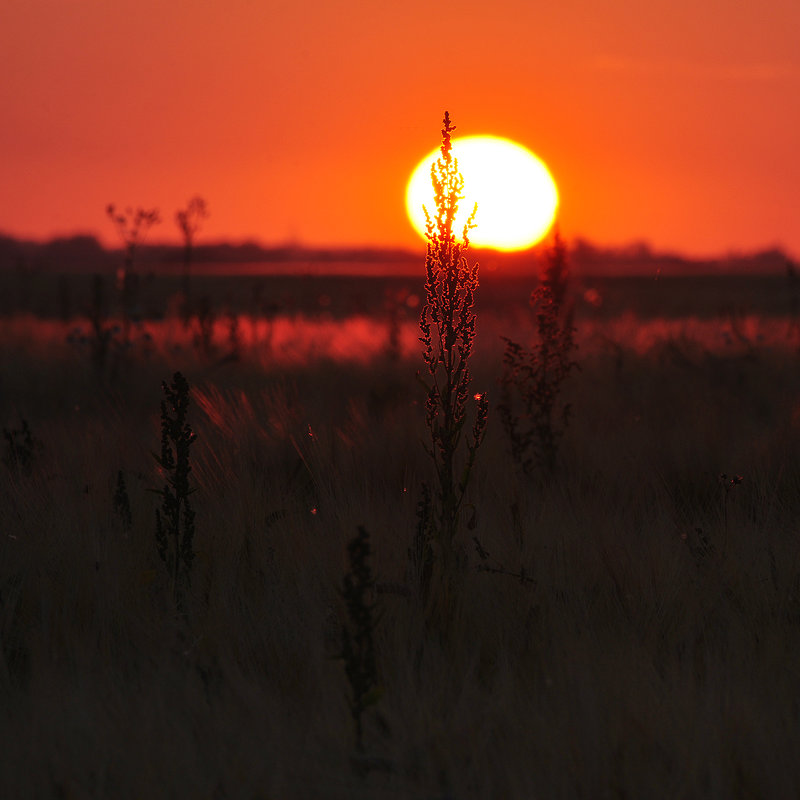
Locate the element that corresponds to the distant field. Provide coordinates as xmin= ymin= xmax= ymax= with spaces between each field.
xmin=0 ymin=265 xmax=796 ymax=320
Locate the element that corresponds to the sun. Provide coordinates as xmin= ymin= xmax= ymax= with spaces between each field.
xmin=406 ymin=135 xmax=559 ymax=251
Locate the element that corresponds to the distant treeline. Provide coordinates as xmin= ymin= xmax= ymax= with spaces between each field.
xmin=0 ymin=232 xmax=794 ymax=277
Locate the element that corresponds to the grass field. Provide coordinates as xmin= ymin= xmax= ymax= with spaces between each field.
xmin=2 ymin=268 xmax=800 ymax=798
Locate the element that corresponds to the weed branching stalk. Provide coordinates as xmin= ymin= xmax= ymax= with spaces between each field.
xmin=499 ymin=231 xmax=578 ymax=478
xmin=154 ymin=372 xmax=197 ymax=614
xmin=417 ymin=112 xmax=488 ymax=594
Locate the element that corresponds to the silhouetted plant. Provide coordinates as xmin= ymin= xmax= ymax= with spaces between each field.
xmin=106 ymin=204 xmax=160 ymax=330
xmin=499 ymin=231 xmax=578 ymax=478
xmin=175 ymin=196 xmax=209 ymax=320
xmin=339 ymin=526 xmax=382 ymax=753
xmin=113 ymin=470 xmax=133 ymax=533
xmin=418 ymin=111 xmax=488 ymax=584
xmin=3 ymin=419 xmax=39 ymax=474
xmin=154 ymin=372 xmax=197 ymax=614
xmin=106 ymin=204 xmax=161 ymax=280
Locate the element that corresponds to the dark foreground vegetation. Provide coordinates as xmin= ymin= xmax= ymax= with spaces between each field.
xmin=2 ymin=260 xmax=800 ymax=798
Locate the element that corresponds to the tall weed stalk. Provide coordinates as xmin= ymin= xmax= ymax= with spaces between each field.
xmin=417 ymin=112 xmax=488 ymax=602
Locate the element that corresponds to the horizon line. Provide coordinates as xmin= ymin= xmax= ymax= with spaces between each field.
xmin=0 ymin=229 xmax=796 ymax=264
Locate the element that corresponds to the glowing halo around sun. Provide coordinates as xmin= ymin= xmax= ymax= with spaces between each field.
xmin=406 ymin=135 xmax=559 ymax=251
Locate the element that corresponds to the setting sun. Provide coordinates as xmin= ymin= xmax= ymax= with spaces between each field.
xmin=406 ymin=135 xmax=559 ymax=251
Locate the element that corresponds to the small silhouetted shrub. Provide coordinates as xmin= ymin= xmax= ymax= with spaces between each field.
xmin=499 ymin=231 xmax=578 ymax=478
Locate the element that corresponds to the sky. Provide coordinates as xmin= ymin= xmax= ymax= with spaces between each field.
xmin=2 ymin=0 xmax=799 ymax=257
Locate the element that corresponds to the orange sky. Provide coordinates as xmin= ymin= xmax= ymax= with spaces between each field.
xmin=2 ymin=0 xmax=799 ymax=257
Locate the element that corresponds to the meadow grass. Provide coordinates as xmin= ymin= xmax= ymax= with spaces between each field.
xmin=1 ymin=278 xmax=800 ymax=797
